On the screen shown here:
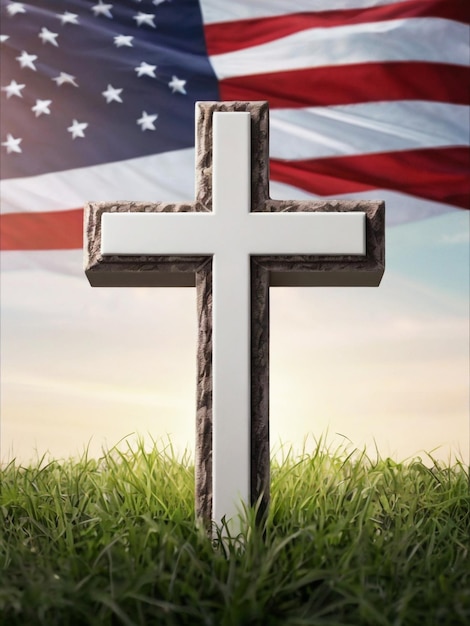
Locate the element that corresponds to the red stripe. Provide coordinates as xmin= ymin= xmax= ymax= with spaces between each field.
xmin=0 ymin=209 xmax=83 ymax=251
xmin=205 ymin=0 xmax=469 ymax=56
xmin=270 ymin=147 xmax=470 ymax=209
xmin=219 ymin=62 xmax=470 ymax=108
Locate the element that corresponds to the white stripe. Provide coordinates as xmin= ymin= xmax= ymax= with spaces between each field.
xmin=210 ymin=18 xmax=469 ymax=79
xmin=1 ymin=148 xmax=196 ymax=215
xmin=200 ymin=0 xmax=408 ymax=24
xmin=269 ymin=182 xmax=457 ymax=226
xmin=270 ymin=102 xmax=470 ymax=160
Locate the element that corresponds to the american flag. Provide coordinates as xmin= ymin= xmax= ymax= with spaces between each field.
xmin=1 ymin=0 xmax=468 ymax=254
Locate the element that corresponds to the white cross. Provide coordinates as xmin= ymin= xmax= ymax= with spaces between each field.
xmin=85 ymin=101 xmax=384 ymax=529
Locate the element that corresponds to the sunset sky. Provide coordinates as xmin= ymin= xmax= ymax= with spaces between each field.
xmin=2 ymin=206 xmax=468 ymax=466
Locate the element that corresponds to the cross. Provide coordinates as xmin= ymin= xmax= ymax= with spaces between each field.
xmin=85 ymin=101 xmax=384 ymax=529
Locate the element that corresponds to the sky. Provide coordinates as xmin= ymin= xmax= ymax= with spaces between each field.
xmin=1 ymin=208 xmax=468 ymax=466
xmin=1 ymin=0 xmax=468 ymax=470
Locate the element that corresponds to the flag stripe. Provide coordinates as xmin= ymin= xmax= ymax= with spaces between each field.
xmin=1 ymin=0 xmax=467 ymax=256
xmin=219 ymin=62 xmax=470 ymax=108
xmin=0 ymin=210 xmax=84 ymax=251
xmin=209 ymin=19 xmax=468 ymax=80
xmin=199 ymin=0 xmax=413 ymax=24
xmin=204 ymin=0 xmax=468 ymax=56
xmin=270 ymin=147 xmax=470 ymax=208
xmin=0 ymin=149 xmax=196 ymax=216
xmin=267 ymin=185 xmax=458 ymax=223
xmin=270 ymin=102 xmax=470 ymax=160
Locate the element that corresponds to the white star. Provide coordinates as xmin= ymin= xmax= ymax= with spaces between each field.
xmin=135 ymin=61 xmax=157 ymax=78
xmin=137 ymin=111 xmax=158 ymax=131
xmin=39 ymin=27 xmax=59 ymax=46
xmin=114 ymin=34 xmax=133 ymax=48
xmin=102 ymin=84 xmax=123 ymax=103
xmin=67 ymin=119 xmax=88 ymax=139
xmin=32 ymin=99 xmax=52 ymax=117
xmin=16 ymin=50 xmax=38 ymax=71
xmin=1 ymin=80 xmax=25 ymax=99
xmin=0 ymin=35 xmax=10 ymax=43
xmin=133 ymin=12 xmax=156 ymax=28
xmin=57 ymin=11 xmax=79 ymax=25
xmin=7 ymin=3 xmax=26 ymax=16
xmin=52 ymin=72 xmax=78 ymax=87
xmin=92 ymin=1 xmax=113 ymax=19
xmin=168 ymin=75 xmax=186 ymax=94
xmin=2 ymin=133 xmax=22 ymax=154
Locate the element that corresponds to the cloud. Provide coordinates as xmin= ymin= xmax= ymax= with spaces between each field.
xmin=441 ymin=231 xmax=470 ymax=245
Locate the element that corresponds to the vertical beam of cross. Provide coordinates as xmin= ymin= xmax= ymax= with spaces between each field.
xmin=212 ymin=112 xmax=251 ymax=522
xmin=85 ymin=101 xmax=385 ymax=530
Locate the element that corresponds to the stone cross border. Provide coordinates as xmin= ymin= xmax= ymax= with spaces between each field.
xmin=85 ymin=101 xmax=385 ymax=528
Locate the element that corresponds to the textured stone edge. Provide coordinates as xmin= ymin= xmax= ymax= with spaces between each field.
xmin=195 ymin=101 xmax=270 ymax=210
xmin=259 ymin=201 xmax=385 ymax=287
xmin=84 ymin=201 xmax=209 ymax=287
xmin=195 ymin=259 xmax=213 ymax=524
xmin=251 ymin=261 xmax=270 ymax=521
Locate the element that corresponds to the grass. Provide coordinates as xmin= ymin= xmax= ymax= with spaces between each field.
xmin=1 ymin=438 xmax=469 ymax=626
